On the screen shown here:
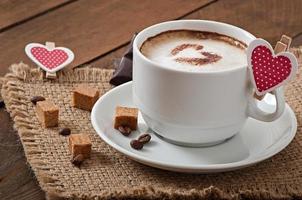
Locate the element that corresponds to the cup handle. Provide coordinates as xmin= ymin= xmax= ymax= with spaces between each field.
xmin=248 ymin=87 xmax=285 ymax=122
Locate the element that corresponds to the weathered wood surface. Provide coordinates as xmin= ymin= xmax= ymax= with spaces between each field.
xmin=0 ymin=0 xmax=212 ymax=75
xmin=0 ymin=0 xmax=302 ymax=199
xmin=0 ymin=111 xmax=45 ymax=200
xmin=89 ymin=0 xmax=302 ymax=69
xmin=0 ymin=0 xmax=73 ymax=31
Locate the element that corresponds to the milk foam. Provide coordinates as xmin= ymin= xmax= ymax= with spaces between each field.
xmin=141 ymin=32 xmax=247 ymax=72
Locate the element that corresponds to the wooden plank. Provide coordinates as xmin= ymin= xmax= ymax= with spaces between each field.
xmin=0 ymin=0 xmax=212 ymax=76
xmin=87 ymin=46 xmax=127 ymax=69
xmin=0 ymin=0 xmax=73 ymax=31
xmin=89 ymin=0 xmax=302 ymax=69
xmin=183 ymin=0 xmax=302 ymax=45
xmin=0 ymin=110 xmax=45 ymax=200
xmin=292 ymin=33 xmax=302 ymax=47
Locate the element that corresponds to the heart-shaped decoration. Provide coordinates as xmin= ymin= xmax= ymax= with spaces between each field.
xmin=171 ymin=43 xmax=221 ymax=66
xmin=247 ymin=39 xmax=298 ymax=95
xmin=25 ymin=43 xmax=74 ymax=73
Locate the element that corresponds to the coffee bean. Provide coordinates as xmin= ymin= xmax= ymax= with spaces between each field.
xmin=31 ymin=96 xmax=45 ymax=105
xmin=71 ymin=154 xmax=84 ymax=167
xmin=130 ymin=139 xmax=143 ymax=150
xmin=59 ymin=128 xmax=71 ymax=136
xmin=118 ymin=126 xmax=132 ymax=136
xmin=0 ymin=100 xmax=5 ymax=108
xmin=138 ymin=133 xmax=151 ymax=144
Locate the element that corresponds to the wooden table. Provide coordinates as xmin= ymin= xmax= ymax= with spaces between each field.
xmin=0 ymin=1 xmax=301 ymax=199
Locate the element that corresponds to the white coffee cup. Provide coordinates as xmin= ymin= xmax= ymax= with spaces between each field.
xmin=133 ymin=20 xmax=285 ymax=147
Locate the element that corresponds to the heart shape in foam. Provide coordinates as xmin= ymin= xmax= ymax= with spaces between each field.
xmin=247 ymin=39 xmax=298 ymax=96
xmin=25 ymin=43 xmax=74 ymax=73
xmin=171 ymin=43 xmax=221 ymax=66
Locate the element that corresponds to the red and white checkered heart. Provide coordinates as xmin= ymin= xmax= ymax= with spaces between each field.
xmin=25 ymin=43 xmax=74 ymax=73
xmin=247 ymin=39 xmax=298 ymax=95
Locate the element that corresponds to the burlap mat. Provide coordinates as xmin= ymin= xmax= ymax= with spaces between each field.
xmin=1 ymin=47 xmax=302 ymax=199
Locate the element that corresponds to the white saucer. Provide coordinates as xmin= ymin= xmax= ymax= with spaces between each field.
xmin=91 ymin=82 xmax=297 ymax=173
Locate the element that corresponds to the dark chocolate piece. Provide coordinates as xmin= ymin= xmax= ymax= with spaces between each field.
xmin=110 ymin=34 xmax=136 ymax=86
xmin=0 ymin=100 xmax=5 ymax=108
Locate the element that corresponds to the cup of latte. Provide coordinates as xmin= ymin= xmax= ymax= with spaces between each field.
xmin=133 ymin=20 xmax=285 ymax=147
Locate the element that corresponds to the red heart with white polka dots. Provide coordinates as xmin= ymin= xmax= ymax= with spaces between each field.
xmin=25 ymin=43 xmax=74 ymax=73
xmin=247 ymin=39 xmax=298 ymax=95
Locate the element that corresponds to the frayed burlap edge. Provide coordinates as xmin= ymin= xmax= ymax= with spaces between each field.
xmin=1 ymin=62 xmax=302 ymax=200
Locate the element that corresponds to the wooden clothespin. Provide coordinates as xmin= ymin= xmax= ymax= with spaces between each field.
xmin=273 ymin=34 xmax=291 ymax=55
xmin=45 ymin=42 xmax=57 ymax=79
xmin=280 ymin=35 xmax=292 ymax=51
xmin=254 ymin=35 xmax=292 ymax=100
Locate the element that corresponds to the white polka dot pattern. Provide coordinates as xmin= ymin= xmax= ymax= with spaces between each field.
xmin=31 ymin=47 xmax=68 ymax=69
xmin=251 ymin=45 xmax=292 ymax=92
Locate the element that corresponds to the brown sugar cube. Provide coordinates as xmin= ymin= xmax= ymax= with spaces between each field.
xmin=36 ymin=100 xmax=59 ymax=127
xmin=114 ymin=106 xmax=138 ymax=130
xmin=69 ymin=134 xmax=91 ymax=159
xmin=72 ymin=85 xmax=99 ymax=111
